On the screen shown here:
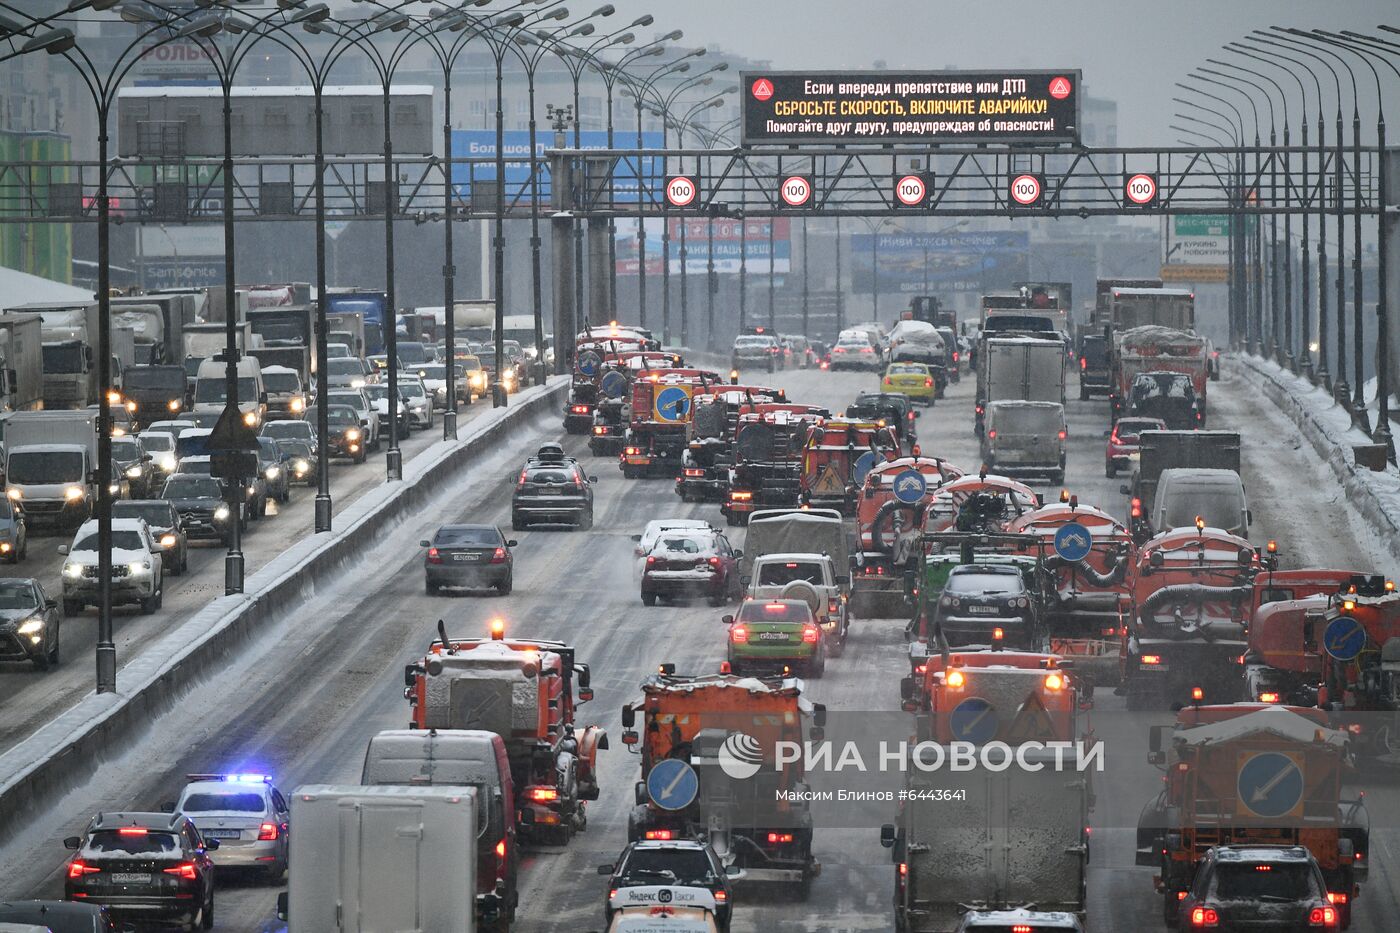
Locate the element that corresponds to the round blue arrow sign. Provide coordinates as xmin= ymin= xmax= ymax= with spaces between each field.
xmin=655 ymin=386 xmax=691 ymax=422
xmin=599 ymin=370 xmax=629 ymax=399
xmin=577 ymin=351 xmax=602 ymax=377
xmin=892 ymin=469 xmax=928 ymax=505
xmin=1237 ymin=751 xmax=1303 ymax=819
xmin=647 ymin=758 xmax=699 ymax=811
xmin=852 ymin=450 xmax=878 ymax=485
xmin=950 ymin=697 xmax=999 ymax=744
xmin=1322 ymin=615 xmax=1367 ymax=662
xmin=1053 ymin=522 xmax=1093 ymax=563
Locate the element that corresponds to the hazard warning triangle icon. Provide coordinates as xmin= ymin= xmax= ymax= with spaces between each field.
xmin=1047 ymin=76 xmax=1072 ymax=100
xmin=1004 ymin=693 xmax=1059 ymax=744
xmin=811 ymin=464 xmax=844 ymax=496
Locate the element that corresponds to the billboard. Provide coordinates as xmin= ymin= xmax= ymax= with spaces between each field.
xmin=850 ymin=230 xmax=1028 ymax=295
xmin=451 ymin=129 xmax=663 ymax=204
xmin=613 ymin=217 xmax=791 ymax=277
xmin=741 ymin=71 xmax=1081 ymax=146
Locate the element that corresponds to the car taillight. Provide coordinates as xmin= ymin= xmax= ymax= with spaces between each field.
xmin=496 ymin=838 xmax=507 ymax=860
xmin=1080 ymin=356 xmax=1087 ymax=370
xmin=1141 ymin=654 xmax=1161 ymax=665
xmin=518 ymin=469 xmax=527 ymax=484
xmin=1309 ymin=906 xmax=1337 ymax=926
xmin=1110 ymin=432 xmax=1119 ymax=444
xmin=570 ymin=404 xmax=589 ymax=414
xmin=490 ymin=547 xmax=507 ymax=564
xmin=713 ymin=889 xmax=727 ymax=903
xmin=644 ymin=829 xmax=673 ymax=840
xmin=731 ymin=491 xmax=752 ymax=501
xmin=802 ymin=625 xmax=820 ymax=644
xmin=257 ymin=822 xmax=279 ymax=841
xmin=427 ymin=547 xmax=442 ymax=564
xmin=861 ymin=346 xmax=873 ymax=353
xmin=527 ymin=787 xmax=559 ymax=802
xmin=952 ymin=351 xmax=959 ymax=362
xmin=1191 ymin=906 xmax=1219 ymax=927
xmin=684 ymin=468 xmax=705 ymax=477
xmin=987 ymin=430 xmax=996 ymax=440
xmin=593 ymin=426 xmax=607 ymax=435
xmin=767 ymin=833 xmax=794 ymax=844
xmin=68 ymin=860 xmax=100 ymax=878
xmin=163 ymin=862 xmax=198 ymax=880
xmin=624 ymin=446 xmax=641 ymax=456
xmin=828 ymin=598 xmax=840 ymax=614
xmin=1327 ymin=892 xmax=1348 ymax=904
xmin=573 ymin=472 xmax=583 ymax=488
xmin=730 ymin=625 xmax=748 ymax=643
xmin=884 ymin=377 xmax=893 ymax=385
xmin=646 ymin=556 xmax=657 ymax=565
xmin=924 ymin=377 xmax=933 ymax=387
xmin=1130 ymin=497 xmax=1142 ymax=519
xmin=708 ymin=556 xmax=721 ymax=569
xmin=1058 ymin=429 xmax=1067 ymax=440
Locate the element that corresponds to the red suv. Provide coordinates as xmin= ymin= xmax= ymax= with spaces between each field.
xmin=641 ymin=527 xmax=742 ymax=607
xmin=1105 ymin=416 xmax=1166 ymax=478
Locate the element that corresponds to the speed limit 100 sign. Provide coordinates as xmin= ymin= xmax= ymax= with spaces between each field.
xmin=1124 ymin=172 xmax=1158 ymax=207
xmin=780 ymin=174 xmax=813 ymax=207
xmin=665 ymin=175 xmax=697 ymax=208
xmin=895 ymin=172 xmax=934 ymax=208
xmin=1009 ymin=173 xmax=1043 ymax=207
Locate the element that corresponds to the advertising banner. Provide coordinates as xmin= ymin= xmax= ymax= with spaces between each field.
xmin=850 ymin=230 xmax=1028 ymax=294
xmin=452 ymin=129 xmax=663 ymax=204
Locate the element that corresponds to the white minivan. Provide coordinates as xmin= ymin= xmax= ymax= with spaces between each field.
xmin=192 ymin=357 xmax=267 ymax=430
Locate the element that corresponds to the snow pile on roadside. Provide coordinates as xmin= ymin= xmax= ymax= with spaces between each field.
xmin=1235 ymin=355 xmax=1400 ymax=567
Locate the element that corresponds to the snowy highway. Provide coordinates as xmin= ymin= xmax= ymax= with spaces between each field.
xmin=0 ymin=362 xmax=1394 ymax=932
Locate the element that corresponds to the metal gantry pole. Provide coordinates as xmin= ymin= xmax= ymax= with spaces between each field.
xmin=95 ymin=113 xmax=115 ymax=693
xmin=705 ymin=214 xmax=716 ymax=352
xmin=314 ymin=85 xmax=333 ymax=530
xmin=382 ymin=77 xmax=403 ymax=478
xmin=220 ymin=78 xmax=244 ymax=592
xmin=442 ymin=64 xmax=458 ymax=437
xmin=493 ymin=55 xmax=507 ymax=406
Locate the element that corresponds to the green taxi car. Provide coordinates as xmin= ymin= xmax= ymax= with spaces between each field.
xmin=724 ymin=598 xmax=825 ymax=678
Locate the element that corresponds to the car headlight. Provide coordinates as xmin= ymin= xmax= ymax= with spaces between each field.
xmin=167 ymin=399 xmax=182 ymax=411
xmin=63 ymin=562 xmax=83 ymax=578
xmin=125 ymin=400 xmax=137 ymax=413
xmin=289 ymin=397 xmax=305 ymax=412
xmin=125 ymin=465 xmax=143 ymax=479
xmin=214 ymin=505 xmax=230 ymax=521
xmin=351 ymin=378 xmax=367 ymax=389
xmin=242 ymin=411 xmax=258 ymax=427
xmin=6 ymin=488 xmax=19 ymax=500
xmin=65 ymin=486 xmax=85 ymax=501
xmin=293 ymin=459 xmax=309 ymax=475
xmin=346 ymin=428 xmax=361 ymax=441
xmin=129 ymin=561 xmax=151 ymax=575
xmin=17 ymin=617 xmax=44 ymax=636
xmin=160 ymin=455 xmax=177 ymax=472
xmin=160 ymin=534 xmax=177 ymax=548
xmin=245 ymin=485 xmax=256 ymax=497
xmin=265 ymin=466 xmax=280 ymax=481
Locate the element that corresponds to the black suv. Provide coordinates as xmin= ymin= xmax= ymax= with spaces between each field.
xmin=846 ymin=392 xmax=918 ymax=446
xmin=63 ymin=811 xmax=218 ymax=931
xmin=511 ymin=458 xmax=596 ymax=531
xmin=598 ymin=840 xmax=735 ymax=932
xmin=160 ymin=475 xmax=234 ymax=544
xmin=932 ymin=563 xmax=1036 ymax=649
xmin=1178 ymin=845 xmax=1340 ymax=931
xmin=304 ymin=405 xmax=366 ymax=463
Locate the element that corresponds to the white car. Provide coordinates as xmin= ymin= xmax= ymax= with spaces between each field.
xmin=57 ymin=517 xmax=164 ymax=616
xmin=326 ymin=388 xmax=381 ymax=451
xmin=630 ymin=518 xmax=716 ymax=580
xmin=953 ymin=909 xmax=1082 ymax=932
xmin=138 ymin=430 xmax=179 ymax=474
xmin=324 ymin=342 xmax=352 ymax=360
xmin=362 ymin=383 xmax=411 ymax=434
xmin=398 ymin=376 xmax=434 ymax=430
xmin=413 ymin=362 xmax=460 ymax=409
xmin=172 ymin=773 xmax=291 ymax=882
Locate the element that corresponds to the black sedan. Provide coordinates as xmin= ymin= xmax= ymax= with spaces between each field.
xmin=276 ymin=439 xmax=318 ymax=486
xmin=304 ymin=405 xmax=366 ymax=463
xmin=112 ymin=500 xmax=189 ymax=576
xmin=511 ymin=461 xmax=596 ymax=531
xmin=64 ymin=812 xmax=217 ymax=931
xmin=421 ymin=524 xmax=517 ymax=596
xmin=0 ymin=577 xmax=60 ymax=670
xmin=931 ymin=563 xmax=1036 ymax=649
xmin=257 ymin=437 xmax=291 ymax=504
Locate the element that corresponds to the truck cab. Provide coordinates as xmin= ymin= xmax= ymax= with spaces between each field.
xmin=192 ymin=357 xmax=267 ymax=430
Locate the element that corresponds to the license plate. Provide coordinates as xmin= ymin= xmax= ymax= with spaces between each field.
xmin=538 ymin=488 xmax=560 ymax=495
xmin=966 ymin=605 xmax=1000 ymax=614
xmin=203 ymin=829 xmax=241 ymax=839
xmin=758 ymin=632 xmax=790 ymax=641
xmin=111 ymin=873 xmax=152 ymax=884
xmin=452 ymin=553 xmax=481 ymax=562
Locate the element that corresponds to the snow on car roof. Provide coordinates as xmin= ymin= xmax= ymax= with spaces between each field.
xmin=753 ymin=552 xmax=829 ymax=563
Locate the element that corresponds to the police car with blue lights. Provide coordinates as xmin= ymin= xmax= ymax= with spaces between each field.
xmin=167 ymin=773 xmax=290 ymax=882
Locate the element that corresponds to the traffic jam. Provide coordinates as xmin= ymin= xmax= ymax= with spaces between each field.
xmin=6 ymin=262 xmax=1392 ymax=933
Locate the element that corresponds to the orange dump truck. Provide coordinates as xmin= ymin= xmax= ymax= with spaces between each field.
xmin=621 ymin=369 xmax=721 ymax=478
xmin=619 ymin=668 xmax=825 ymax=894
xmin=799 ymin=419 xmax=901 ymax=515
xmin=1135 ymin=703 xmax=1369 ymax=927
xmin=405 ymin=622 xmax=607 ymax=845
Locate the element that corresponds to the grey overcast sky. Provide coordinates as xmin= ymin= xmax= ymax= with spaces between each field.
xmin=603 ymin=0 xmax=1398 ymax=146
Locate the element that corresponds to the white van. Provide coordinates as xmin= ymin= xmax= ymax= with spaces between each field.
xmin=192 ymin=357 xmax=267 ymax=430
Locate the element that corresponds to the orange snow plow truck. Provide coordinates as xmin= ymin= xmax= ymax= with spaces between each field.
xmin=404 ymin=620 xmax=608 ymax=845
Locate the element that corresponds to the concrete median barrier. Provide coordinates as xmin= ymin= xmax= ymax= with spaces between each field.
xmin=0 ymin=377 xmax=568 ymax=840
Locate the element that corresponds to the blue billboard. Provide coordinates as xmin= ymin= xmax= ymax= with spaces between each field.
xmin=451 ymin=129 xmax=663 ymax=204
xmin=851 ymin=230 xmax=1029 ymax=294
